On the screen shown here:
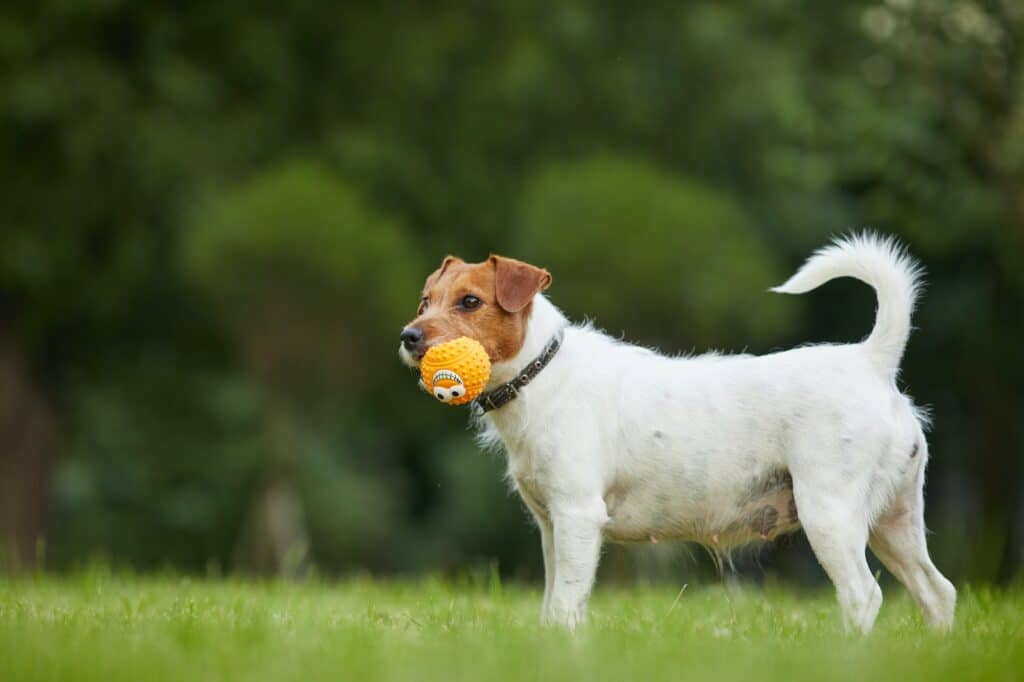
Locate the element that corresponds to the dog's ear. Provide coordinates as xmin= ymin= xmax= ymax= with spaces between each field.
xmin=424 ymin=255 xmax=463 ymax=291
xmin=489 ymin=255 xmax=552 ymax=313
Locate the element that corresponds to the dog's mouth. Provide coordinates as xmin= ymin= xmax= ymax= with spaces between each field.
xmin=398 ymin=343 xmax=427 ymax=368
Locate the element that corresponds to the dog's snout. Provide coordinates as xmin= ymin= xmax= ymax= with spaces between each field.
xmin=400 ymin=326 xmax=425 ymax=350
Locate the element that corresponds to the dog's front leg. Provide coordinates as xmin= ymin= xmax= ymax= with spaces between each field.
xmin=517 ymin=487 xmax=555 ymax=619
xmin=537 ymin=518 xmax=555 ymax=616
xmin=544 ymin=498 xmax=607 ymax=630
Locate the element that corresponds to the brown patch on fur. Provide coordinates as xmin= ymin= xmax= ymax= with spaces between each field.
xmin=749 ymin=506 xmax=780 ymax=537
xmin=712 ymin=469 xmax=801 ymax=547
xmin=403 ymin=254 xmax=552 ymax=364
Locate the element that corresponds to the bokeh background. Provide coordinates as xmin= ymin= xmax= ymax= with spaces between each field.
xmin=1 ymin=0 xmax=1022 ymax=588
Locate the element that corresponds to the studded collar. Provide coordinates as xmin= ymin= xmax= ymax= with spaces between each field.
xmin=474 ymin=331 xmax=564 ymax=413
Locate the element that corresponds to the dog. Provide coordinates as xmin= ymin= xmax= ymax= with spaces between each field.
xmin=399 ymin=234 xmax=956 ymax=633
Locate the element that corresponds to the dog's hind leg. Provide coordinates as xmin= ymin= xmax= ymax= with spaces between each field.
xmin=791 ymin=476 xmax=883 ymax=633
xmin=868 ymin=441 xmax=956 ymax=630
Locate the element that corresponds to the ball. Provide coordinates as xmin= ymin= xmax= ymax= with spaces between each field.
xmin=419 ymin=337 xmax=491 ymax=405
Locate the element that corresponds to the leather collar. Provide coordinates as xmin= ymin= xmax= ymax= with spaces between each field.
xmin=475 ymin=331 xmax=563 ymax=413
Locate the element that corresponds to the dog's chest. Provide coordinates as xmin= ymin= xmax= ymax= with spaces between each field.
xmin=504 ymin=443 xmax=551 ymax=520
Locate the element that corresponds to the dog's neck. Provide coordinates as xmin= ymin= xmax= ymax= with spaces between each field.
xmin=487 ymin=294 xmax=568 ymax=389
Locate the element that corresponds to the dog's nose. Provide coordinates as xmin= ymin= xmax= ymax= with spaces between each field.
xmin=400 ymin=327 xmax=425 ymax=350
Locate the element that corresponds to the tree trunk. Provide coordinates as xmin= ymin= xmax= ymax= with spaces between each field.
xmin=0 ymin=339 xmax=53 ymax=572
xmin=232 ymin=405 xmax=311 ymax=577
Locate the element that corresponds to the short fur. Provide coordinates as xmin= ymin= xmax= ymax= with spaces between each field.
xmin=399 ymin=235 xmax=956 ymax=633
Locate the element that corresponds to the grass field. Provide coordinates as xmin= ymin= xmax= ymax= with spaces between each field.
xmin=1 ymin=573 xmax=1022 ymax=682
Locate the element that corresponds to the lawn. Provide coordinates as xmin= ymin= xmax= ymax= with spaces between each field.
xmin=1 ymin=572 xmax=1022 ymax=682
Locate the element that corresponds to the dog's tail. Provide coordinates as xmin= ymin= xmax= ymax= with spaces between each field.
xmin=771 ymin=233 xmax=923 ymax=375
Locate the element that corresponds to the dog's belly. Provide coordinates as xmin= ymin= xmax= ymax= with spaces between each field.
xmin=602 ymin=464 xmax=801 ymax=547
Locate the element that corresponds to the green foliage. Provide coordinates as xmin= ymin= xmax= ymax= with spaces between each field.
xmin=181 ymin=158 xmax=423 ymax=399
xmin=182 ymin=159 xmax=416 ymax=318
xmin=517 ymin=156 xmax=794 ymax=347
xmin=298 ymin=442 xmax=403 ymax=572
xmin=0 ymin=0 xmax=1021 ymax=581
xmin=2 ymin=577 xmax=1024 ymax=681
xmin=417 ymin=437 xmax=540 ymax=576
xmin=53 ymin=370 xmax=266 ymax=570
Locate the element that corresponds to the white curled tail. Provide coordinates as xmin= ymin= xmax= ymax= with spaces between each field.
xmin=771 ymin=233 xmax=923 ymax=375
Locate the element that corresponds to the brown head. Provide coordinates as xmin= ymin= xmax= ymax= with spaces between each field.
xmin=398 ymin=255 xmax=552 ymax=367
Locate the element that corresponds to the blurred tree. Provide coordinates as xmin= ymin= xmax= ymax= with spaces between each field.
xmin=516 ymin=156 xmax=794 ymax=350
xmin=181 ymin=158 xmax=420 ymax=574
xmin=0 ymin=0 xmax=1021 ymax=583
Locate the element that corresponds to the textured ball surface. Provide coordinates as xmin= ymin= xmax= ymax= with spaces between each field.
xmin=419 ymin=337 xmax=491 ymax=405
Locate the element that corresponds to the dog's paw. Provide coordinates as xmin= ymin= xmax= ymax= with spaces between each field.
xmin=542 ymin=599 xmax=586 ymax=631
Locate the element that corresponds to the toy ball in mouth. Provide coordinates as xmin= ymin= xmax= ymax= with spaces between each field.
xmin=418 ymin=337 xmax=491 ymax=406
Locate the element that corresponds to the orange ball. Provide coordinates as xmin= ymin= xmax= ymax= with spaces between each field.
xmin=419 ymin=337 xmax=491 ymax=405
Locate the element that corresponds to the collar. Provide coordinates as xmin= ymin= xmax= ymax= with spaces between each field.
xmin=475 ymin=331 xmax=564 ymax=413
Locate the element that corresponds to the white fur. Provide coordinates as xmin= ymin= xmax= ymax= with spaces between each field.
xmin=472 ymin=234 xmax=955 ymax=632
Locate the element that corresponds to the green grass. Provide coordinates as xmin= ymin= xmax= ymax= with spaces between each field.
xmin=1 ymin=573 xmax=1022 ymax=681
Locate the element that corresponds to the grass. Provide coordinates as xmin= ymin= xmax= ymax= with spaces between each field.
xmin=1 ymin=572 xmax=1022 ymax=682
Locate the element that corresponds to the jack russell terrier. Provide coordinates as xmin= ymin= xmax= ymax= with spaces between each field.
xmin=399 ymin=234 xmax=955 ymax=633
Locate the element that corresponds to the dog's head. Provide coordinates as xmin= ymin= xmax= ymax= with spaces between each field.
xmin=398 ymin=255 xmax=552 ymax=368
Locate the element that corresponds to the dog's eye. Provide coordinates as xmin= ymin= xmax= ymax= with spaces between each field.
xmin=460 ymin=295 xmax=481 ymax=310
xmin=418 ymin=298 xmax=428 ymax=314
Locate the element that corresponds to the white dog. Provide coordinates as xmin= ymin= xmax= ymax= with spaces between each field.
xmin=399 ymin=234 xmax=956 ymax=633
